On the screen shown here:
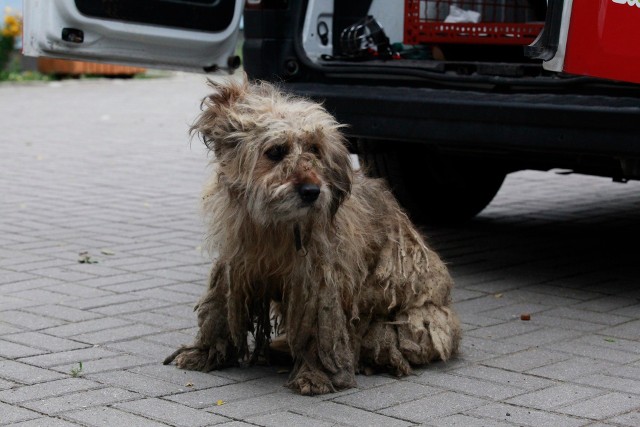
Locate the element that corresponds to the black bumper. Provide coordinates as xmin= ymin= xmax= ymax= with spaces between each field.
xmin=283 ymin=82 xmax=640 ymax=157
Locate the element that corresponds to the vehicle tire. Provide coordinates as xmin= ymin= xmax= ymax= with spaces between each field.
xmin=357 ymin=139 xmax=506 ymax=224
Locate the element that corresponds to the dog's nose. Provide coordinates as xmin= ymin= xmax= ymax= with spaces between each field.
xmin=298 ymin=183 xmax=321 ymax=203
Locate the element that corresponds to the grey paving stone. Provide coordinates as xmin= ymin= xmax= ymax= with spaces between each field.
xmin=247 ymin=411 xmax=336 ymax=427
xmin=482 ymin=348 xmax=571 ymax=373
xmin=62 ymin=294 xmax=144 ymax=310
xmin=128 ymin=365 xmax=235 ymax=390
xmin=46 ymin=283 xmax=114 ymax=299
xmin=6 ymin=417 xmax=83 ymax=426
xmin=0 ymin=310 xmax=66 ymax=331
xmin=572 ymin=296 xmax=638 ymax=313
xmin=62 ymin=406 xmax=170 ymax=427
xmin=31 ymin=267 xmax=97 ymax=283
xmin=550 ymin=340 xmax=640 ymax=364
xmin=480 ymin=302 xmax=553 ymax=321
xmin=71 ymin=324 xmax=164 ymax=344
xmin=0 ymin=360 xmax=65 ymax=385
xmin=600 ymin=320 xmax=640 ymax=341
xmin=166 ymin=378 xmax=282 ymax=409
xmin=101 ymin=277 xmax=176 ymax=293
xmin=18 ymin=346 xmax=119 ymax=368
xmin=608 ymin=410 xmax=640 ymax=427
xmin=82 ymin=273 xmax=153 ymax=289
xmin=459 ymin=335 xmax=529 ymax=357
xmin=0 ymin=378 xmax=15 ymax=390
xmin=466 ymin=321 xmax=542 ymax=341
xmin=0 ymin=340 xmax=45 ymax=358
xmin=104 ymin=337 xmax=177 ymax=358
xmin=0 ymin=401 xmax=41 ymax=424
xmin=5 ymin=332 xmax=87 ymax=353
xmin=21 ymin=304 xmax=102 ymax=323
xmin=533 ymin=314 xmax=611 ymax=332
xmin=503 ymin=327 xmax=584 ymax=346
xmin=91 ymin=299 xmax=174 ymax=316
xmin=0 ymin=277 xmax=65 ymax=293
xmin=0 ymin=295 xmax=38 ymax=312
xmin=557 ymin=392 xmax=640 ymax=420
xmin=131 ymin=288 xmax=198 ymax=304
xmin=505 ymin=383 xmax=604 ymax=410
xmin=122 ymin=311 xmax=196 ymax=330
xmin=87 ymin=371 xmax=187 ymax=396
xmin=543 ymin=307 xmax=630 ymax=327
xmin=378 ymin=391 xmax=488 ymax=423
xmin=335 ymin=380 xmax=438 ymax=411
xmin=21 ymin=387 xmax=141 ymax=415
xmin=605 ymin=365 xmax=640 ymax=381
xmin=208 ymin=391 xmax=314 ymax=419
xmin=144 ymin=330 xmax=198 ymax=348
xmin=294 ymin=401 xmax=413 ymax=427
xmin=572 ymin=374 xmax=640 ymax=395
xmin=115 ymin=397 xmax=229 ymax=427
xmin=9 ymin=289 xmax=78 ymax=305
xmin=0 ymin=378 xmax=102 ymax=404
xmin=466 ymin=402 xmax=587 ymax=427
xmin=526 ymin=357 xmax=617 ymax=381
xmin=350 ymin=373 xmax=397 ymax=390
xmin=410 ymin=372 xmax=525 ymax=401
xmin=451 ymin=365 xmax=554 ymax=391
xmin=0 ymin=271 xmax=36 ymax=285
xmin=41 ymin=317 xmax=131 ymax=338
xmin=424 ymin=413 xmax=515 ymax=427
xmin=52 ymin=354 xmax=154 ymax=375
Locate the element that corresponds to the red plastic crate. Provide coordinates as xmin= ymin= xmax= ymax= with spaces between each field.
xmin=404 ymin=0 xmax=544 ymax=45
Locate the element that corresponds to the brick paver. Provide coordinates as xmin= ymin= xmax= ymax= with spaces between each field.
xmin=1 ymin=73 xmax=639 ymax=426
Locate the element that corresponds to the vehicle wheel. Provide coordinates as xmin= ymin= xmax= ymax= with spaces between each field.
xmin=357 ymin=139 xmax=506 ymax=224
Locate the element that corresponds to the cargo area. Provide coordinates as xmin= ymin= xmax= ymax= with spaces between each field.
xmin=302 ymin=0 xmax=548 ymax=78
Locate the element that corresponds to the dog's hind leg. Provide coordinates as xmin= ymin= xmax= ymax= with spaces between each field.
xmin=396 ymin=304 xmax=460 ymax=365
xmin=163 ymin=263 xmax=240 ymax=371
xmin=359 ymin=304 xmax=460 ymax=375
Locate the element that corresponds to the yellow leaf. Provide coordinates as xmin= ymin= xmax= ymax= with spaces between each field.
xmin=216 ymin=400 xmax=225 ymax=406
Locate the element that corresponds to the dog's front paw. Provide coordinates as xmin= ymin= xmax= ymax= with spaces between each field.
xmin=288 ymin=370 xmax=334 ymax=396
xmin=163 ymin=344 xmax=230 ymax=372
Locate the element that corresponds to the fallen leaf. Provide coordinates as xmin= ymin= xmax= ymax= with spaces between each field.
xmin=100 ymin=249 xmax=115 ymax=256
xmin=216 ymin=400 xmax=225 ymax=406
xmin=604 ymin=338 xmax=616 ymax=343
xmin=520 ymin=313 xmax=531 ymax=321
xmin=494 ymin=293 xmax=503 ymax=299
xmin=185 ymin=382 xmax=194 ymax=387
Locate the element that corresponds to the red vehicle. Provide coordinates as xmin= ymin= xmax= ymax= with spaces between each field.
xmin=22 ymin=0 xmax=640 ymax=222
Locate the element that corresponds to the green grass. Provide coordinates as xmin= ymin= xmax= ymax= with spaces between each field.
xmin=0 ymin=70 xmax=52 ymax=82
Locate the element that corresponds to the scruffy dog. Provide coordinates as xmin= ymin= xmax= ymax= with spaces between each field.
xmin=164 ymin=77 xmax=461 ymax=395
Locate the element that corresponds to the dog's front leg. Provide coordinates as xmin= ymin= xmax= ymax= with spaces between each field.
xmin=286 ymin=278 xmax=356 ymax=395
xmin=163 ymin=263 xmax=240 ymax=371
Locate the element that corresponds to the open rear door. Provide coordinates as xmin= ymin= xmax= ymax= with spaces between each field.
xmin=22 ymin=0 xmax=243 ymax=73
xmin=527 ymin=0 xmax=640 ymax=84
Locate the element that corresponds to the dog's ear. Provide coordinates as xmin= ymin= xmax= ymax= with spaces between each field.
xmin=191 ymin=75 xmax=250 ymax=158
xmin=324 ymin=133 xmax=353 ymax=219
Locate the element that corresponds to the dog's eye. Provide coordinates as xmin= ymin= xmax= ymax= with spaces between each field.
xmin=265 ymin=145 xmax=288 ymax=162
xmin=309 ymin=144 xmax=321 ymax=157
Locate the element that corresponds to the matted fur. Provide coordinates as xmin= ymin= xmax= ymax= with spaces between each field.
xmin=164 ymin=77 xmax=461 ymax=395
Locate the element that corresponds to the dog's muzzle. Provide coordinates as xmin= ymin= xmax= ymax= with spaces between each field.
xmin=298 ymin=183 xmax=321 ymax=204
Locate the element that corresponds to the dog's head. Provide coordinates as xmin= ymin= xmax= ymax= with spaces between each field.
xmin=192 ymin=77 xmax=353 ymax=225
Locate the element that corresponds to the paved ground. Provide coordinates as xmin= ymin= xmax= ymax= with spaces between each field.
xmin=1 ymin=73 xmax=639 ymax=427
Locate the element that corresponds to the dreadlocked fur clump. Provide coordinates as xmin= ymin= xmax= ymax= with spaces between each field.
xmin=163 ymin=76 xmax=461 ymax=395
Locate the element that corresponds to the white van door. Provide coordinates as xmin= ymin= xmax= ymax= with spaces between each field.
xmin=22 ymin=0 xmax=243 ymax=73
